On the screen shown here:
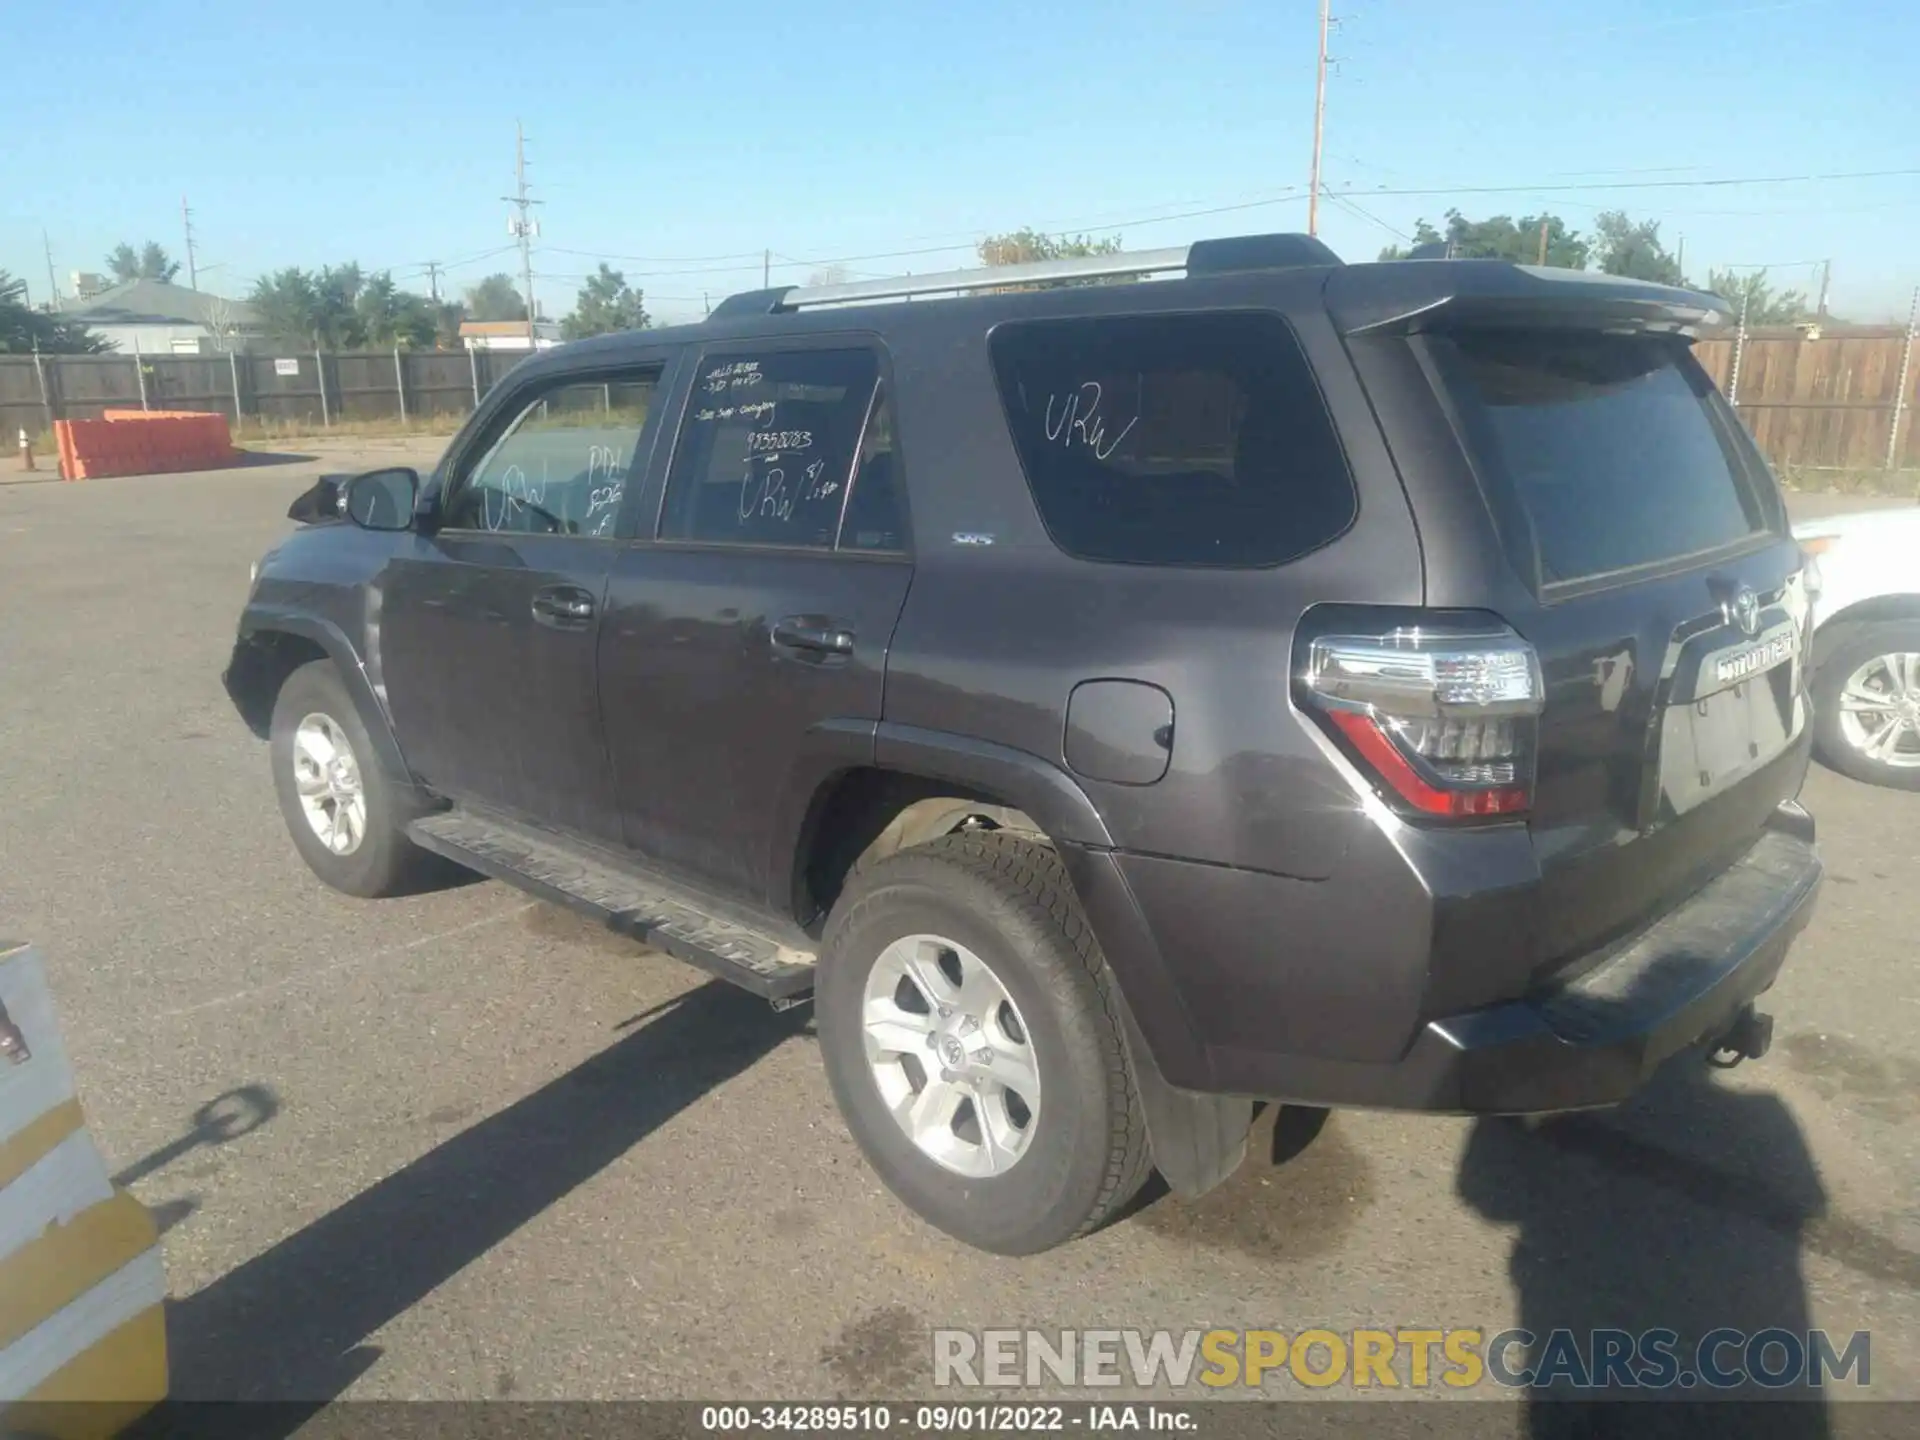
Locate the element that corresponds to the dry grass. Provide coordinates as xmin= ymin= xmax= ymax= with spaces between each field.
xmin=1776 ymin=463 xmax=1920 ymax=499
xmin=231 ymin=414 xmax=461 ymax=447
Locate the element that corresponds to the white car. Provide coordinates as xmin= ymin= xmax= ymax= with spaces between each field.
xmin=1793 ymin=503 xmax=1920 ymax=790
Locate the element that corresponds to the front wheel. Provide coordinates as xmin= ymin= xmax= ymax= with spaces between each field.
xmin=269 ymin=659 xmax=433 ymax=895
xmin=1811 ymin=621 xmax=1920 ymax=791
xmin=815 ymin=831 xmax=1151 ymax=1255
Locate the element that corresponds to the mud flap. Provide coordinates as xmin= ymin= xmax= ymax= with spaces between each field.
xmin=1114 ymin=989 xmax=1253 ymax=1198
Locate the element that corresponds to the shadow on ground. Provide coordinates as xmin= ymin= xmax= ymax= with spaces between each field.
xmin=140 ymin=981 xmax=802 ymax=1434
xmin=1451 ymin=950 xmax=1908 ymax=1437
xmin=231 ymin=451 xmax=319 ymax=468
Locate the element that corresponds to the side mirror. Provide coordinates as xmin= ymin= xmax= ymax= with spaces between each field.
xmin=342 ymin=468 xmax=419 ymax=531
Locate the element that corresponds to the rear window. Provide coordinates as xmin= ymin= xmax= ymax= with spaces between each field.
xmin=1436 ymin=330 xmax=1774 ymax=587
xmin=988 ymin=312 xmax=1357 ymax=567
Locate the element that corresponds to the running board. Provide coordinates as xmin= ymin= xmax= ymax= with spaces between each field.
xmin=407 ymin=810 xmax=817 ymax=1002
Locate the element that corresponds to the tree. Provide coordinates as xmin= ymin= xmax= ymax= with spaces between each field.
xmin=248 ymin=263 xmax=439 ymax=348
xmin=1379 ymin=210 xmax=1588 ymax=269
xmin=1592 ymin=211 xmax=1685 ymax=285
xmin=560 ymin=264 xmax=650 ymax=339
xmin=1705 ymin=268 xmax=1811 ymax=326
xmin=978 ymin=229 xmax=1123 ymax=267
xmin=433 ymin=301 xmax=467 ymax=350
xmin=0 ymin=272 xmax=110 ymax=353
xmin=106 ymin=241 xmax=181 ymax=284
xmin=354 ymin=271 xmax=438 ymax=348
xmin=465 ymin=273 xmax=527 ymax=322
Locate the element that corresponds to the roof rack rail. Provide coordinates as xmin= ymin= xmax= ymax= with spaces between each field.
xmin=737 ymin=232 xmax=1341 ymax=315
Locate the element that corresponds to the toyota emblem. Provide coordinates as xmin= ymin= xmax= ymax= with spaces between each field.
xmin=1727 ymin=586 xmax=1761 ymax=637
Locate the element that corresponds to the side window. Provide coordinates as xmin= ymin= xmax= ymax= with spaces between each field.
xmin=987 ymin=312 xmax=1357 ymax=567
xmin=444 ymin=373 xmax=659 ymax=538
xmin=660 ymin=349 xmax=879 ymax=548
xmin=840 ymin=384 xmax=908 ymax=553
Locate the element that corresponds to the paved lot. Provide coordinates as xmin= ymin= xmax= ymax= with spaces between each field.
xmin=1 ymin=449 xmax=1916 ymax=1425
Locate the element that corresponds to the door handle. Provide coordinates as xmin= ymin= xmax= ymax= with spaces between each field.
xmin=531 ymin=585 xmax=595 ymax=628
xmin=771 ymin=617 xmax=856 ymax=655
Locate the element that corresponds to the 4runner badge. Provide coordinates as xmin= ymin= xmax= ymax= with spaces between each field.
xmin=951 ymin=532 xmax=996 ymax=547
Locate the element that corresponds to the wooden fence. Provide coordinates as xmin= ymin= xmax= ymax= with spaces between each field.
xmin=1691 ymin=325 xmax=1916 ymax=471
xmin=5 ymin=324 xmax=1916 ymax=473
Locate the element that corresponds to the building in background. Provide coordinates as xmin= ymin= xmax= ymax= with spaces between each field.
xmin=56 ymin=278 xmax=262 ymax=355
xmin=458 ymin=319 xmax=563 ymax=352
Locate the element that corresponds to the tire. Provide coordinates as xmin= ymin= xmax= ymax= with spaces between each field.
xmin=269 ymin=659 xmax=432 ymax=896
xmin=1810 ymin=620 xmax=1920 ymax=791
xmin=815 ymin=830 xmax=1151 ymax=1255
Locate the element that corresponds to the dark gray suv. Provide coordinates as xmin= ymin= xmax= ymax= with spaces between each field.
xmin=225 ymin=233 xmax=1823 ymax=1254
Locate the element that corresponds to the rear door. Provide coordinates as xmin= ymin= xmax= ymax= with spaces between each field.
xmin=1415 ymin=326 xmax=1811 ymax=976
xmin=380 ymin=362 xmax=672 ymax=842
xmin=598 ymin=341 xmax=913 ymax=908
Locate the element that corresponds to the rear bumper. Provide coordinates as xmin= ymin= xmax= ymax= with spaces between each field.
xmin=1383 ymin=823 xmax=1821 ymax=1113
xmin=1066 ymin=806 xmax=1822 ymax=1115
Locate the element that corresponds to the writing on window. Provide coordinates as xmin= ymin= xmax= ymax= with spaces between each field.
xmin=449 ymin=377 xmax=656 ymax=537
xmin=662 ymin=349 xmax=879 ymax=548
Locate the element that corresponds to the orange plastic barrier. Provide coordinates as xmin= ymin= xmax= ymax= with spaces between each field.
xmin=54 ymin=411 xmax=238 ymax=481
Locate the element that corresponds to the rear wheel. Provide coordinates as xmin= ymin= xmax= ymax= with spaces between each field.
xmin=815 ymin=831 xmax=1151 ymax=1255
xmin=1811 ymin=621 xmax=1920 ymax=791
xmin=269 ymin=660 xmax=433 ymax=895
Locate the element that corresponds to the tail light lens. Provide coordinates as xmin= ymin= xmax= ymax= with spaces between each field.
xmin=1303 ymin=626 xmax=1545 ymax=819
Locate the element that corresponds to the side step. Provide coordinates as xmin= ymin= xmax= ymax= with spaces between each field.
xmin=408 ymin=810 xmax=817 ymax=1003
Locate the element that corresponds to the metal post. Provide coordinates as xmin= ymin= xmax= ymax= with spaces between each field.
xmin=133 ymin=335 xmax=149 ymax=411
xmin=315 ymin=349 xmax=330 ymax=428
xmin=1886 ymin=286 xmax=1918 ymax=473
xmin=229 ymin=350 xmax=243 ymax=424
xmin=1728 ymin=287 xmax=1750 ymax=408
xmin=469 ymin=345 xmax=481 ymax=407
xmin=394 ymin=346 xmax=408 ymax=426
xmin=31 ymin=348 xmax=53 ymax=432
xmin=603 ymin=382 xmax=611 ymax=412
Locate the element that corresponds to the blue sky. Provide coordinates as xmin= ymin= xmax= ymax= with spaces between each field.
xmin=7 ymin=0 xmax=1915 ymax=326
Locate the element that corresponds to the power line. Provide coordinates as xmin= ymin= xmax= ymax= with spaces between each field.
xmin=1332 ymin=166 xmax=1920 ymax=199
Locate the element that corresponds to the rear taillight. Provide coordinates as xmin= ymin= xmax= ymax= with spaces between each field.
xmin=1303 ymin=626 xmax=1545 ymax=820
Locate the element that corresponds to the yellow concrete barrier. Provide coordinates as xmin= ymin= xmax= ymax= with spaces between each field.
xmin=0 ymin=941 xmax=168 ymax=1438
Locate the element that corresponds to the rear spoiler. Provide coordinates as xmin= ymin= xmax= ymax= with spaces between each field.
xmin=1328 ymin=261 xmax=1735 ymax=340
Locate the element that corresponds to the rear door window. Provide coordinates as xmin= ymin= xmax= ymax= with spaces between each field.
xmin=660 ymin=348 xmax=879 ymax=549
xmin=988 ymin=312 xmax=1357 ymax=567
xmin=1434 ymin=330 xmax=1776 ymax=588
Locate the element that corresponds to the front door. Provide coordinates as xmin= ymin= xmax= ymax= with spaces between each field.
xmin=381 ymin=362 xmax=670 ymax=841
xmin=599 ymin=344 xmax=914 ymax=907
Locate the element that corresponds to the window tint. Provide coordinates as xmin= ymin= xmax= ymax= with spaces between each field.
xmin=1436 ymin=331 xmax=1771 ymax=586
xmin=445 ymin=375 xmax=657 ymax=537
xmin=661 ymin=349 xmax=879 ymax=548
xmin=988 ymin=312 xmax=1356 ymax=567
xmin=840 ymin=384 xmax=908 ymax=552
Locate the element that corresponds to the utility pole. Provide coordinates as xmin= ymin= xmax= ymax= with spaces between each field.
xmin=1817 ymin=259 xmax=1832 ymax=319
xmin=42 ymin=231 xmax=59 ymax=309
xmin=1308 ymin=0 xmax=1331 ymax=236
xmin=424 ymin=261 xmax=442 ymax=303
xmin=1536 ymin=217 xmax=1549 ymax=266
xmin=763 ymin=249 xmax=771 ymax=288
xmin=1677 ymin=233 xmax=1686 ymax=282
xmin=503 ymin=120 xmax=543 ymax=345
xmin=181 ymin=195 xmax=199 ymax=290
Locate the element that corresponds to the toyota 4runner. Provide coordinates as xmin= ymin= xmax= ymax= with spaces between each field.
xmin=225 ymin=233 xmax=1823 ymax=1255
